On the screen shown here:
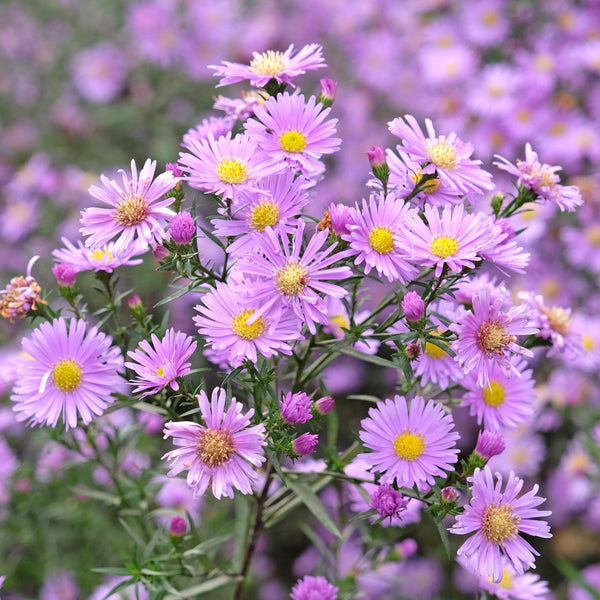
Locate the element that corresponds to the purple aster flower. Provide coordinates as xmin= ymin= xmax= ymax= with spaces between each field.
xmin=388 ymin=114 xmax=494 ymax=195
xmin=451 ymin=286 xmax=537 ymax=388
xmin=293 ymin=433 xmax=319 ymax=457
xmin=494 ymin=143 xmax=583 ymax=212
xmin=461 ymin=358 xmax=536 ymax=431
xmin=236 ymin=221 xmax=351 ymax=335
xmin=478 ymin=216 xmax=530 ymax=275
xmin=341 ymin=192 xmax=418 ymax=283
xmin=450 ymin=466 xmax=552 ymax=582
xmin=11 ymin=318 xmax=124 ymax=430
xmin=281 ymin=391 xmax=313 ymax=424
xmin=403 ymin=204 xmax=494 ymax=277
xmin=162 ymin=387 xmax=266 ymax=499
xmin=209 ymin=43 xmax=326 ymax=88
xmin=193 ymin=280 xmax=303 ymax=368
xmin=178 ymin=132 xmax=282 ymax=203
xmin=80 ymin=159 xmax=178 ymax=252
xmin=290 ymin=575 xmax=338 ymax=600
xmin=245 ymin=92 xmax=341 ymax=177
xmin=52 ymin=237 xmax=145 ymax=273
xmin=370 ymin=483 xmax=408 ymax=518
xmin=125 ymin=329 xmax=197 ymax=398
xmin=213 ymin=90 xmax=269 ymax=122
xmin=168 ymin=212 xmax=196 ymax=245
xmin=358 ymin=395 xmax=460 ymax=488
xmin=181 ymin=116 xmax=236 ymax=149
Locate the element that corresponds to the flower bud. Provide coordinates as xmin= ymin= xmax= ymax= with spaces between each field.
xmin=367 ymin=146 xmax=390 ymax=189
xmin=396 ymin=538 xmax=418 ymax=559
xmin=169 ymin=515 xmax=187 ymax=537
xmin=128 ymin=294 xmax=146 ymax=323
xmin=402 ymin=291 xmax=425 ymax=322
xmin=318 ymin=77 xmax=337 ymax=109
xmin=292 ymin=433 xmax=318 ymax=457
xmin=52 ymin=263 xmax=77 ymax=287
xmin=281 ymin=391 xmax=313 ymax=424
xmin=314 ymin=395 xmax=335 ymax=416
xmin=405 ymin=342 xmax=421 ymax=360
xmin=169 ymin=211 xmax=196 ymax=245
xmin=165 ymin=162 xmax=183 ymax=178
xmin=441 ymin=486 xmax=458 ymax=503
xmin=370 ymin=483 xmax=408 ymax=518
xmin=474 ymin=430 xmax=506 ymax=460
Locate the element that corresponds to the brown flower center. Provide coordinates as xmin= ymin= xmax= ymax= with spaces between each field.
xmin=197 ymin=428 xmax=235 ymax=468
xmin=115 ymin=194 xmax=150 ymax=226
xmin=476 ymin=320 xmax=512 ymax=356
xmin=481 ymin=503 xmax=520 ymax=545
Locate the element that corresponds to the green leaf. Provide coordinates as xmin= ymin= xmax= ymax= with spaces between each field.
xmin=182 ymin=534 xmax=233 ymax=558
xmin=72 ymin=486 xmax=120 ymax=506
xmin=433 ymin=516 xmax=452 ymax=559
xmin=338 ymin=346 xmax=400 ymax=369
xmin=164 ymin=575 xmax=238 ymax=599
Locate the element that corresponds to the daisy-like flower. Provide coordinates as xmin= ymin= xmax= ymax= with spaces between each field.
xmin=494 ymin=143 xmax=583 ymax=212
xmin=125 ymin=329 xmax=197 ymax=398
xmin=209 ymin=43 xmax=326 ymax=88
xmin=461 ymin=359 xmax=536 ymax=431
xmin=178 ymin=132 xmax=282 ymax=203
xmin=11 ymin=318 xmax=124 ymax=430
xmin=193 ymin=280 xmax=303 ymax=367
xmin=290 ymin=575 xmax=338 ymax=600
xmin=162 ymin=387 xmax=267 ymax=499
xmin=52 ymin=237 xmax=145 ymax=273
xmin=245 ymin=92 xmax=341 ymax=177
xmin=451 ymin=286 xmax=538 ymax=388
xmin=211 ymin=171 xmax=308 ymax=257
xmin=341 ymin=192 xmax=418 ymax=283
xmin=450 ymin=466 xmax=552 ymax=582
xmin=404 ymin=203 xmax=494 ymax=277
xmin=236 ymin=221 xmax=352 ymax=335
xmin=358 ymin=395 xmax=460 ymax=488
xmin=388 ymin=114 xmax=494 ymax=195
xmin=80 ymin=159 xmax=178 ymax=252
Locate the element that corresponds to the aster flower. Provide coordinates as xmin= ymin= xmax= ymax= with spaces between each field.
xmin=451 ymin=286 xmax=537 ymax=388
xmin=236 ymin=221 xmax=352 ymax=335
xmin=450 ymin=466 xmax=552 ymax=582
xmin=162 ymin=387 xmax=266 ymax=499
xmin=341 ymin=192 xmax=418 ymax=283
xmin=178 ymin=132 xmax=282 ymax=203
xmin=193 ymin=280 xmax=303 ymax=368
xmin=370 ymin=484 xmax=409 ymax=518
xmin=358 ymin=395 xmax=460 ymax=488
xmin=11 ymin=318 xmax=124 ymax=430
xmin=181 ymin=116 xmax=236 ymax=149
xmin=125 ymin=329 xmax=197 ymax=398
xmin=461 ymin=359 xmax=536 ymax=431
xmin=0 ymin=255 xmax=47 ymax=320
xmin=245 ymin=92 xmax=341 ymax=177
xmin=280 ymin=391 xmax=313 ymax=424
xmin=388 ymin=114 xmax=494 ymax=195
xmin=494 ymin=143 xmax=583 ymax=212
xmin=209 ymin=43 xmax=326 ymax=88
xmin=403 ymin=203 xmax=494 ymax=277
xmin=80 ymin=159 xmax=178 ymax=252
xmin=52 ymin=237 xmax=145 ymax=273
xmin=290 ymin=575 xmax=338 ymax=600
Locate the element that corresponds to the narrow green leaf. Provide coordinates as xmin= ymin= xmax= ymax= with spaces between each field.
xmin=286 ymin=480 xmax=342 ymax=539
xmin=72 ymin=486 xmax=120 ymax=506
xmin=339 ymin=346 xmax=399 ymax=369
xmin=119 ymin=518 xmax=145 ymax=547
xmin=182 ymin=534 xmax=233 ymax=558
xmin=164 ymin=575 xmax=237 ymax=599
xmin=434 ymin=517 xmax=452 ymax=559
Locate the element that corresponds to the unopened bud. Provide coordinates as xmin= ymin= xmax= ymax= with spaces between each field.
xmin=169 ymin=211 xmax=195 ymax=245
xmin=474 ymin=430 xmax=506 ymax=460
xmin=318 ymin=78 xmax=337 ymax=109
xmin=402 ymin=291 xmax=425 ymax=322
xmin=314 ymin=395 xmax=335 ymax=416
xmin=52 ymin=263 xmax=77 ymax=287
xmin=169 ymin=515 xmax=186 ymax=537
xmin=292 ymin=433 xmax=318 ymax=457
xmin=367 ymin=146 xmax=389 ymax=189
xmin=405 ymin=342 xmax=421 ymax=360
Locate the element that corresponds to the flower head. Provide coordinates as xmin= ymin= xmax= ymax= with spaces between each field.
xmin=162 ymin=388 xmax=266 ymax=499
xmin=293 ymin=432 xmax=319 ymax=457
xmin=0 ymin=256 xmax=47 ymax=320
xmin=450 ymin=466 xmax=552 ymax=582
xmin=281 ymin=391 xmax=313 ymax=424
xmin=290 ymin=575 xmax=338 ymax=600
xmin=11 ymin=318 xmax=124 ymax=430
xmin=168 ymin=212 xmax=196 ymax=245
xmin=358 ymin=395 xmax=460 ymax=488
xmin=209 ymin=43 xmax=326 ymax=88
xmin=370 ymin=483 xmax=409 ymax=518
xmin=81 ymin=159 xmax=178 ymax=252
xmin=125 ymin=329 xmax=197 ymax=398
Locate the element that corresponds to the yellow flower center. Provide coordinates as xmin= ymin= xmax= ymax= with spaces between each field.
xmin=585 ymin=225 xmax=600 ymax=246
xmin=249 ymin=199 xmax=280 ymax=232
xmin=482 ymin=381 xmax=505 ymax=407
xmin=156 ymin=365 xmax=165 ymax=377
xmin=368 ymin=226 xmax=394 ymax=254
xmin=197 ymin=428 xmax=235 ymax=468
xmin=52 ymin=359 xmax=83 ymax=392
xmin=499 ymin=567 xmax=514 ymax=589
xmin=89 ymin=248 xmax=114 ymax=261
xmin=425 ymin=139 xmax=459 ymax=170
xmin=393 ymin=430 xmax=426 ymax=461
xmin=279 ymin=130 xmax=308 ymax=153
xmin=411 ymin=169 xmax=441 ymax=194
xmin=248 ymin=50 xmax=289 ymax=76
xmin=429 ymin=235 xmax=460 ymax=258
xmin=275 ymin=261 xmax=308 ymax=296
xmin=543 ymin=305 xmax=571 ymax=336
xmin=329 ymin=313 xmax=350 ymax=333
xmin=425 ymin=341 xmax=447 ymax=360
xmin=481 ymin=504 xmax=520 ymax=545
xmin=216 ymin=158 xmax=249 ymax=185
xmin=583 ymin=334 xmax=595 ymax=352
xmin=115 ymin=194 xmax=150 ymax=227
xmin=231 ymin=308 xmax=267 ymax=340
xmin=476 ymin=320 xmax=512 ymax=356
xmin=482 ymin=9 xmax=499 ymax=25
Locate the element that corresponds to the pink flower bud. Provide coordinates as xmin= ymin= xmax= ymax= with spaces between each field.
xmin=314 ymin=395 xmax=335 ymax=415
xmin=169 ymin=515 xmax=187 ymax=537
xmin=402 ymin=291 xmax=425 ymax=322
xmin=293 ymin=433 xmax=318 ymax=457
xmin=475 ymin=430 xmax=506 ymax=460
xmin=366 ymin=145 xmax=386 ymax=168
xmin=406 ymin=342 xmax=421 ymax=360
xmin=369 ymin=483 xmax=408 ymax=518
xmin=52 ymin=262 xmax=77 ymax=287
xmin=442 ymin=486 xmax=458 ymax=503
xmin=320 ymin=77 xmax=337 ymax=102
xmin=169 ymin=211 xmax=196 ymax=245
xmin=281 ymin=391 xmax=313 ymax=424
xmin=165 ymin=162 xmax=183 ymax=178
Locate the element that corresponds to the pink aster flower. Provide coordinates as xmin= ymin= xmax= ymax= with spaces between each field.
xmin=245 ymin=92 xmax=341 ymax=177
xmin=358 ymin=395 xmax=460 ymax=488
xmin=193 ymin=280 xmax=303 ymax=368
xmin=290 ymin=575 xmax=338 ymax=600
xmin=404 ymin=203 xmax=494 ymax=277
xmin=450 ymin=466 xmax=552 ymax=582
xmin=461 ymin=359 xmax=536 ymax=431
xmin=11 ymin=318 xmax=124 ymax=430
xmin=178 ymin=132 xmax=282 ymax=203
xmin=162 ymin=387 xmax=266 ymax=499
xmin=236 ymin=221 xmax=352 ymax=335
xmin=80 ymin=159 xmax=178 ymax=252
xmin=125 ymin=329 xmax=197 ymax=398
xmin=341 ymin=192 xmax=418 ymax=283
xmin=388 ymin=114 xmax=494 ymax=196
xmin=52 ymin=236 xmax=145 ymax=273
xmin=451 ymin=286 xmax=538 ymax=388
xmin=370 ymin=483 xmax=409 ymax=518
xmin=209 ymin=43 xmax=326 ymax=88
